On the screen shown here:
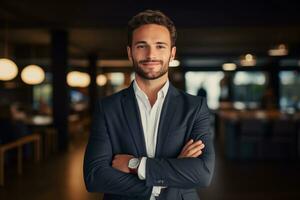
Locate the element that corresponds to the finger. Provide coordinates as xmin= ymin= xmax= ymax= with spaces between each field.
xmin=184 ymin=141 xmax=203 ymax=153
xmin=189 ymin=140 xmax=203 ymax=149
xmin=182 ymin=139 xmax=199 ymax=153
xmin=190 ymin=150 xmax=202 ymax=158
xmin=179 ymin=147 xmax=202 ymax=158
xmin=186 ymin=145 xmax=203 ymax=156
xmin=185 ymin=139 xmax=194 ymax=148
xmin=182 ymin=144 xmax=203 ymax=157
xmin=181 ymin=145 xmax=201 ymax=158
xmin=199 ymin=143 xmax=205 ymax=150
xmin=197 ymin=140 xmax=203 ymax=144
xmin=181 ymin=139 xmax=194 ymax=152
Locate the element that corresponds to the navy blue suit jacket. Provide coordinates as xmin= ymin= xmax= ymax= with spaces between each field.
xmin=84 ymin=82 xmax=215 ymax=200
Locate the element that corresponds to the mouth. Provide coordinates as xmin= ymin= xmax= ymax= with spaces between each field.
xmin=140 ymin=60 xmax=162 ymax=67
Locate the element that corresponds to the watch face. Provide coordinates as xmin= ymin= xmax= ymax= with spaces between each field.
xmin=128 ymin=158 xmax=139 ymax=169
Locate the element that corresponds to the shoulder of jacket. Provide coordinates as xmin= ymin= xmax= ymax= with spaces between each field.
xmin=176 ymin=89 xmax=205 ymax=105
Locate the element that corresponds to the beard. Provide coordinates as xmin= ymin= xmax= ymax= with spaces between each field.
xmin=132 ymin=56 xmax=171 ymax=80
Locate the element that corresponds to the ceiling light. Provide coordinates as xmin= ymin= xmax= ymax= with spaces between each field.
xmin=21 ymin=64 xmax=45 ymax=85
xmin=268 ymin=44 xmax=289 ymax=56
xmin=222 ymin=63 xmax=237 ymax=71
xmin=67 ymin=71 xmax=90 ymax=87
xmin=240 ymin=53 xmax=256 ymax=66
xmin=96 ymin=74 xmax=107 ymax=86
xmin=0 ymin=58 xmax=18 ymax=81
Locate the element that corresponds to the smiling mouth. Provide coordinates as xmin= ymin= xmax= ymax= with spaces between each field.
xmin=142 ymin=62 xmax=160 ymax=65
xmin=140 ymin=60 xmax=162 ymax=66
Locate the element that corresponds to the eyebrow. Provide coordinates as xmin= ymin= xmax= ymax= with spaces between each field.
xmin=134 ymin=41 xmax=169 ymax=46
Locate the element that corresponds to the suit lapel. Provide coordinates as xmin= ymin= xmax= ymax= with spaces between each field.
xmin=155 ymin=84 xmax=180 ymax=157
xmin=122 ymin=83 xmax=148 ymax=157
xmin=122 ymin=82 xmax=180 ymax=158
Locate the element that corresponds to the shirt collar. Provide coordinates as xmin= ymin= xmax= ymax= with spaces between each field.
xmin=133 ymin=79 xmax=169 ymax=100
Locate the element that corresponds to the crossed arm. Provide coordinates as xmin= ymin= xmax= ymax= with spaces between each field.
xmin=84 ymin=100 xmax=215 ymax=197
xmin=112 ymin=139 xmax=205 ymax=173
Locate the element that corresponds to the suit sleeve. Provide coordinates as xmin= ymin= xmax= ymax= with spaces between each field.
xmin=145 ymin=98 xmax=215 ymax=189
xmin=83 ymin=100 xmax=152 ymax=197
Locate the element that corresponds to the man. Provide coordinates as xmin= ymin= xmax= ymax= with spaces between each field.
xmin=84 ymin=10 xmax=215 ymax=200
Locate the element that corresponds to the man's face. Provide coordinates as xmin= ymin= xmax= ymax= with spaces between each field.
xmin=127 ymin=24 xmax=176 ymax=80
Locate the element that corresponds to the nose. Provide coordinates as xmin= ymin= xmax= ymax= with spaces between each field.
xmin=146 ymin=46 xmax=157 ymax=60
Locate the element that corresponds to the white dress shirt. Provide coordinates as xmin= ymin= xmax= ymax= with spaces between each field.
xmin=133 ymin=80 xmax=169 ymax=199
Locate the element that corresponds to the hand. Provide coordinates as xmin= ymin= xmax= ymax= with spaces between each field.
xmin=112 ymin=154 xmax=134 ymax=173
xmin=178 ymin=139 xmax=205 ymax=158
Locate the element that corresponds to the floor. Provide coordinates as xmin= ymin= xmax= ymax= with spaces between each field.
xmin=0 ymin=134 xmax=100 ymax=200
xmin=1 ymin=133 xmax=300 ymax=200
xmin=199 ymin=146 xmax=300 ymax=200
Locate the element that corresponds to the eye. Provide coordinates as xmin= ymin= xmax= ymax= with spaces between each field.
xmin=136 ymin=45 xmax=146 ymax=49
xmin=157 ymin=45 xmax=166 ymax=49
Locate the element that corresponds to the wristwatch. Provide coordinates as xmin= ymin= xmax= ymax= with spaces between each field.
xmin=128 ymin=157 xmax=141 ymax=174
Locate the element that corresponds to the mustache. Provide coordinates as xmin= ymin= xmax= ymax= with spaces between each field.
xmin=139 ymin=59 xmax=163 ymax=64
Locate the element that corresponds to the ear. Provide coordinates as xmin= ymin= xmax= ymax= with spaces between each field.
xmin=127 ymin=46 xmax=132 ymax=62
xmin=170 ymin=46 xmax=176 ymax=61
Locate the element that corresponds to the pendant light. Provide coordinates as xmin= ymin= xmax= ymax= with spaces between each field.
xmin=0 ymin=23 xmax=18 ymax=81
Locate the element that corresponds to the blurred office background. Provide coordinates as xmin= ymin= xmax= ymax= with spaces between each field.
xmin=0 ymin=1 xmax=300 ymax=200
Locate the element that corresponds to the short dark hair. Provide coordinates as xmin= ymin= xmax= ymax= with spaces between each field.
xmin=127 ymin=10 xmax=177 ymax=47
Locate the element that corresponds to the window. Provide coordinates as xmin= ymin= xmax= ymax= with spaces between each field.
xmin=233 ymin=72 xmax=267 ymax=108
xmin=279 ymin=71 xmax=300 ymax=111
xmin=185 ymin=72 xmax=224 ymax=109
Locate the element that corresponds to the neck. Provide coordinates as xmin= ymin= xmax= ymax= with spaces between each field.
xmin=135 ymin=73 xmax=168 ymax=105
